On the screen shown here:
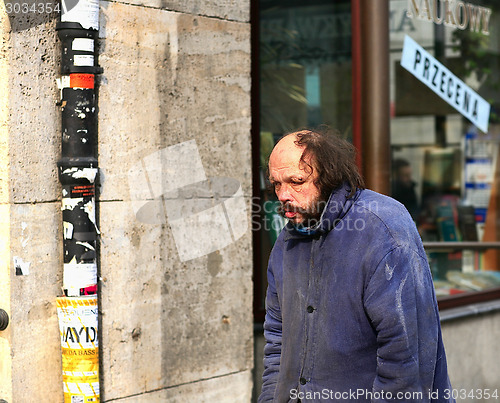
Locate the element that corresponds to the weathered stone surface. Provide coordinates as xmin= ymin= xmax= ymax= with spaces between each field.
xmin=98 ymin=1 xmax=251 ymax=203
xmin=1 ymin=1 xmax=252 ymax=402
xmin=6 ymin=13 xmax=60 ymax=204
xmin=441 ymin=311 xmax=500 ymax=393
xmin=1 ymin=8 xmax=63 ymax=402
xmin=9 ymin=203 xmax=63 ymax=402
xmin=0 ymin=7 xmax=10 ymax=206
xmin=0 ymin=205 xmax=12 ymax=402
xmin=109 ymin=0 xmax=249 ymax=23
xmin=99 ymin=199 xmax=253 ymax=399
xmin=97 ymin=2 xmax=253 ymax=400
xmin=0 ymin=9 xmax=13 ymax=401
xmin=113 ymin=370 xmax=252 ymax=402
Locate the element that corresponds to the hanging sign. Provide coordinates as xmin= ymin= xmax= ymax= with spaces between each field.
xmin=401 ymin=35 xmax=490 ymax=133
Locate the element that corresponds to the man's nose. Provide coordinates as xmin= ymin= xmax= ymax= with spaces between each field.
xmin=276 ymin=184 xmax=292 ymax=203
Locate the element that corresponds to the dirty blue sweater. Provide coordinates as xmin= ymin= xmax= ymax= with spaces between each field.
xmin=259 ymin=185 xmax=453 ymax=402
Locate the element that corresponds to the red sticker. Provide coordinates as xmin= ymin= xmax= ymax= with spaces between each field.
xmin=71 ymin=185 xmax=95 ymax=198
xmin=70 ymin=73 xmax=94 ymax=89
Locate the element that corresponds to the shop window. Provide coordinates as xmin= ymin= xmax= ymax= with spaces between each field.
xmin=390 ymin=0 xmax=500 ymax=306
xmin=254 ymin=0 xmax=353 ymax=321
xmin=253 ymin=0 xmax=500 ymax=320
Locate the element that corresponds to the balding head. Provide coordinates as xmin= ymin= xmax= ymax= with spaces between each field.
xmin=268 ymin=133 xmax=322 ymax=225
xmin=270 ymin=133 xmax=309 ymax=171
xmin=274 ymin=128 xmax=365 ymax=200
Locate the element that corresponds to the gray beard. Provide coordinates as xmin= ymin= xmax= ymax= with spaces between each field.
xmin=278 ymin=198 xmax=327 ymax=227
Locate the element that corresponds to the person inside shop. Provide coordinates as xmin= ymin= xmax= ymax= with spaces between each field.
xmin=391 ymin=158 xmax=420 ymax=221
xmin=259 ymin=127 xmax=454 ymax=402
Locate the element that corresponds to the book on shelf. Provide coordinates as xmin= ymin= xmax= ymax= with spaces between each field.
xmin=457 ymin=205 xmax=478 ymax=241
xmin=446 ymin=271 xmax=500 ymax=292
xmin=436 ymin=202 xmax=459 ymax=242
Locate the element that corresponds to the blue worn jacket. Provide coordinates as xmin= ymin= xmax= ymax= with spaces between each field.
xmin=259 ymin=185 xmax=454 ymax=402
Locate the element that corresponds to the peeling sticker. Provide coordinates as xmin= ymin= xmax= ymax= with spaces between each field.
xmin=62 ymin=167 xmax=98 ymax=183
xmin=21 ymin=222 xmax=30 ymax=248
xmin=62 ymin=198 xmax=81 ymax=211
xmin=64 ymin=222 xmax=74 ymax=240
xmin=72 ymin=38 xmax=94 ymax=52
xmin=70 ymin=74 xmax=94 ymax=89
xmin=76 ymin=241 xmax=95 ymax=251
xmin=63 ymin=263 xmax=97 ymax=296
xmin=61 ymin=0 xmax=100 ymax=30
xmin=73 ymin=54 xmax=94 ymax=67
xmin=57 ymin=75 xmax=71 ymax=90
xmin=84 ymin=201 xmax=100 ymax=234
xmin=14 ymin=256 xmax=31 ymax=275
xmin=56 ymin=295 xmax=100 ymax=402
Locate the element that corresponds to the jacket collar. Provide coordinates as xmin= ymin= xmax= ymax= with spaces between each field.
xmin=283 ymin=183 xmax=361 ymax=240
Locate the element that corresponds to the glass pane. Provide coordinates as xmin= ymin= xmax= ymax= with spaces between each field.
xmin=389 ymin=0 xmax=500 ymax=298
xmin=256 ymin=0 xmax=353 ymax=313
xmin=260 ymin=0 xmax=352 ymax=135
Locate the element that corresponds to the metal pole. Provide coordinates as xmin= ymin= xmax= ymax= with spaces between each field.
xmin=360 ymin=0 xmax=391 ymax=195
xmin=351 ymin=0 xmax=363 ymax=169
xmin=56 ymin=1 xmax=102 ymax=401
xmin=57 ymin=0 xmax=101 ymax=296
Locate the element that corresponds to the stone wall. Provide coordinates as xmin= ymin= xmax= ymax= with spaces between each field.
xmin=0 ymin=5 xmax=63 ymax=401
xmin=97 ymin=1 xmax=252 ymax=401
xmin=0 ymin=0 xmax=253 ymax=401
xmin=441 ymin=310 xmax=500 ymax=402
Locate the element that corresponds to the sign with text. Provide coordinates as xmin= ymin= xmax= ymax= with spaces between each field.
xmin=401 ymin=35 xmax=490 ymax=133
xmin=57 ymin=296 xmax=99 ymax=403
xmin=406 ymin=0 xmax=492 ymax=35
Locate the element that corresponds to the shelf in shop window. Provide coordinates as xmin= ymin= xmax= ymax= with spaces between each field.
xmin=423 ymin=242 xmax=500 ymax=251
xmin=437 ymin=286 xmax=500 ymax=311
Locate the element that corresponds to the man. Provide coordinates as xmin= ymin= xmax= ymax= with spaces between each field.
xmin=391 ymin=158 xmax=420 ymax=221
xmin=259 ymin=129 xmax=453 ymax=402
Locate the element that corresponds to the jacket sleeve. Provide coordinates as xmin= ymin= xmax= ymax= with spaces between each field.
xmin=363 ymin=245 xmax=444 ymax=403
xmin=258 ymin=260 xmax=282 ymax=403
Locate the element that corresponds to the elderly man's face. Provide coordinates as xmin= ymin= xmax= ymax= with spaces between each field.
xmin=268 ymin=135 xmax=322 ymax=225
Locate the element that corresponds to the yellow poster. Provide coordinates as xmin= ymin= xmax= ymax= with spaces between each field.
xmin=57 ymin=295 xmax=100 ymax=403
